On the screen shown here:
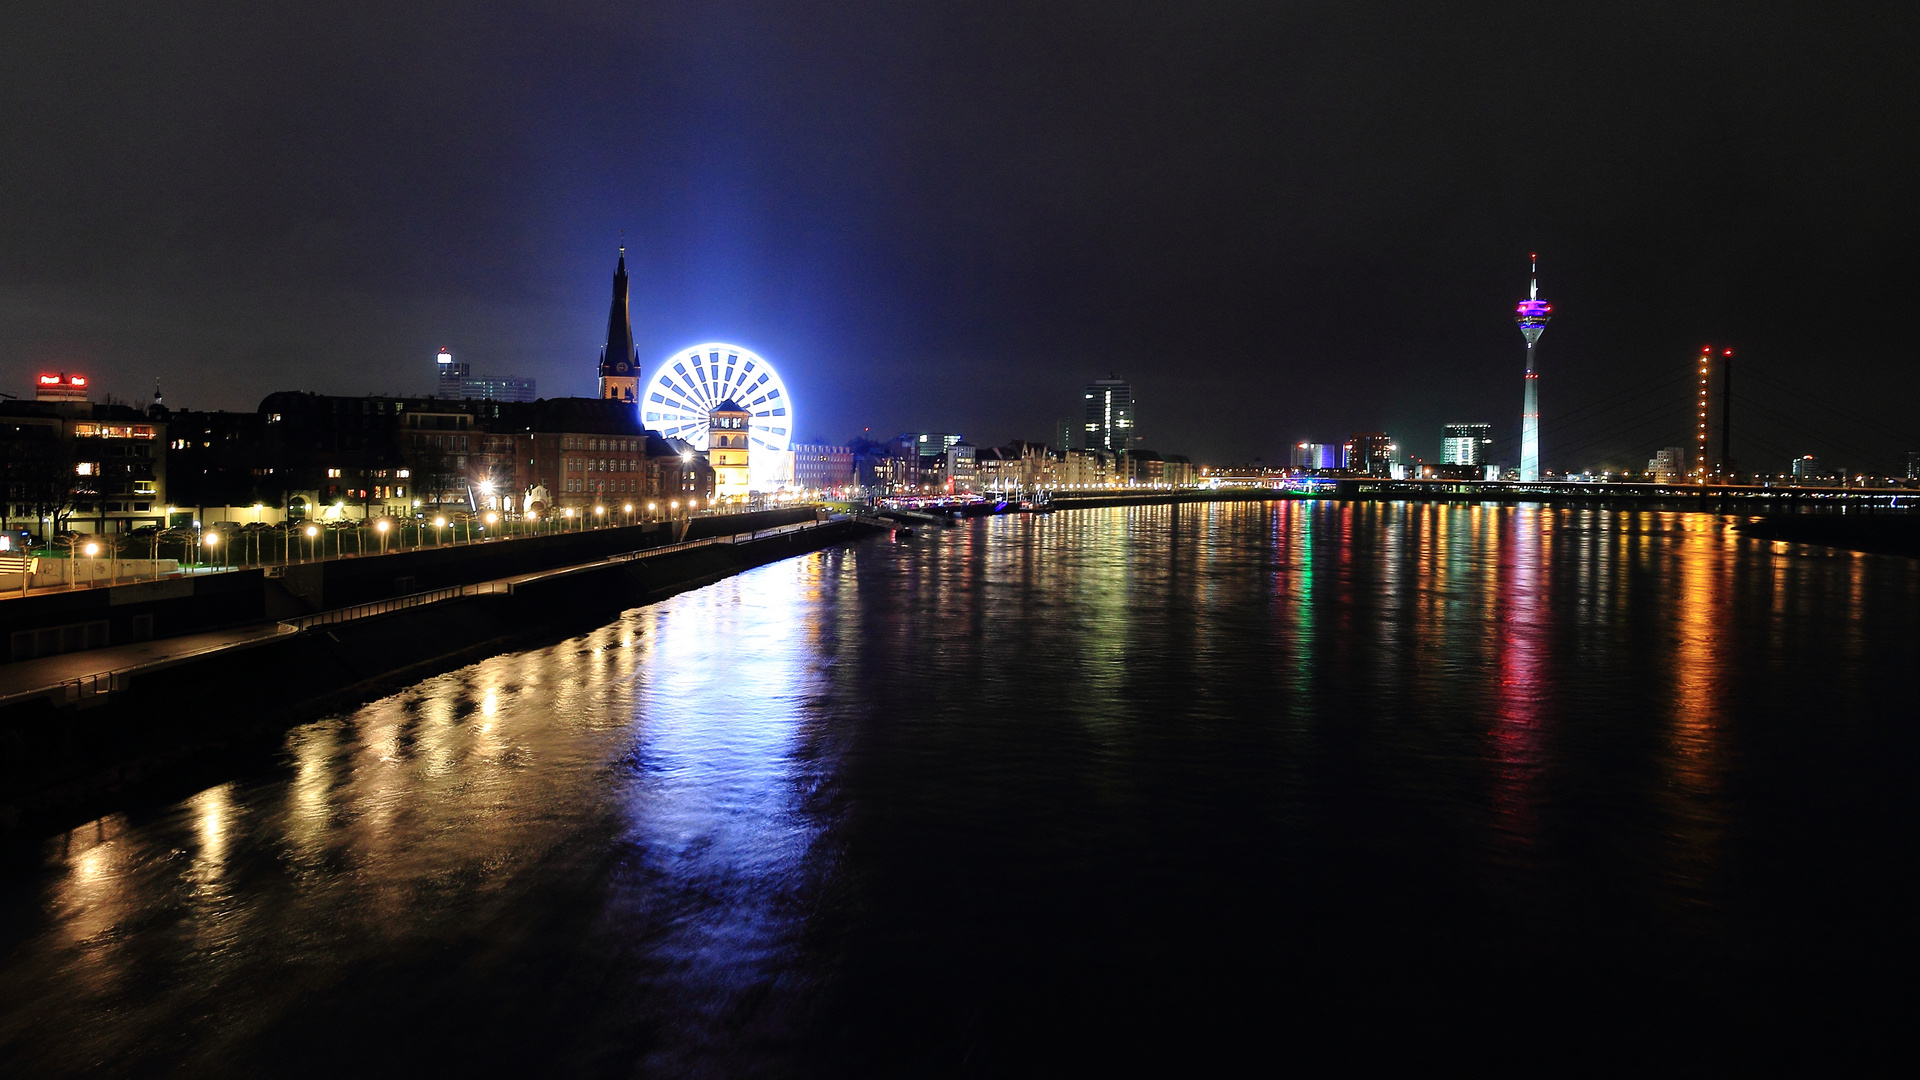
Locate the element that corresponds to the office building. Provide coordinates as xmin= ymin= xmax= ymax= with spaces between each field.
xmin=1082 ymin=378 xmax=1135 ymax=453
xmin=454 ymin=375 xmax=537 ymax=403
xmin=436 ymin=350 xmax=469 ymax=397
xmin=435 ymin=350 xmax=537 ymax=403
xmin=1442 ymin=423 xmax=1493 ymax=465
xmin=793 ymin=444 xmax=856 ymax=492
xmin=1344 ymin=433 xmax=1396 ymax=476
xmin=1648 ymin=447 xmax=1687 ymax=483
xmin=1292 ymin=442 xmax=1343 ymax=470
xmin=2 ymin=376 xmax=166 ymax=536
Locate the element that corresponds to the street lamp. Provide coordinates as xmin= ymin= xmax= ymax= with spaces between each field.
xmin=83 ymin=541 xmax=98 ymax=588
xmin=304 ymin=524 xmax=319 ymax=562
xmin=204 ymin=531 xmax=220 ymax=571
xmin=434 ymin=516 xmax=445 ymax=547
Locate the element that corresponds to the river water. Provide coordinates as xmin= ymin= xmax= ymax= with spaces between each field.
xmin=2 ymin=502 xmax=1917 ymax=1073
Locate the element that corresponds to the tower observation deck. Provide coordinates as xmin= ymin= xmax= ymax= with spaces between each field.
xmin=1514 ymin=255 xmax=1552 ymax=482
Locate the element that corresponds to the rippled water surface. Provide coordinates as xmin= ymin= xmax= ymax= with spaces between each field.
xmin=4 ymin=503 xmax=1919 ymax=1073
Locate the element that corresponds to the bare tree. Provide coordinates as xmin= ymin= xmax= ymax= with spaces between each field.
xmin=21 ymin=434 xmax=79 ymax=541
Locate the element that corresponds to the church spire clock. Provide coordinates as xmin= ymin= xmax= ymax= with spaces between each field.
xmin=598 ymin=245 xmax=640 ymax=404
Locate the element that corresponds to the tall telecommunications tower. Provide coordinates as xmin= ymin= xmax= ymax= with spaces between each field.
xmin=1514 ymin=254 xmax=1552 ymax=482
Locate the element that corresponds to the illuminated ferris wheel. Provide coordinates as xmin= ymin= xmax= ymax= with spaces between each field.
xmin=640 ymin=342 xmax=794 ymax=485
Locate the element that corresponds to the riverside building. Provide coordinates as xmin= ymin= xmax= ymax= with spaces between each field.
xmin=1442 ymin=423 xmax=1493 ymax=465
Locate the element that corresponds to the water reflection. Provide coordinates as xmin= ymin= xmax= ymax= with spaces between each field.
xmin=1491 ymin=505 xmax=1549 ymax=854
xmin=3 ymin=504 xmax=1919 ymax=1072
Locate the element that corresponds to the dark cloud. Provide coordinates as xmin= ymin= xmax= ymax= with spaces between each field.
xmin=2 ymin=2 xmax=1914 ymax=469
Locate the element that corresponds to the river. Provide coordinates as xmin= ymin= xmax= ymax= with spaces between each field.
xmin=2 ymin=502 xmax=1917 ymax=1073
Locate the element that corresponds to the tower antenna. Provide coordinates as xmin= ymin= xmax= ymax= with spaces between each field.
xmin=1514 ymin=254 xmax=1552 ymax=482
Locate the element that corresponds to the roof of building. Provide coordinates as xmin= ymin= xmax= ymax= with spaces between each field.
xmin=0 ymin=400 xmax=160 ymax=424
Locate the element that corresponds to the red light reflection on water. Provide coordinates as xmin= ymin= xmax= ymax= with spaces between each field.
xmin=1489 ymin=507 xmax=1549 ymax=854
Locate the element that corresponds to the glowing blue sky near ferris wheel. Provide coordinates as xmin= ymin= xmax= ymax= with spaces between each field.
xmin=641 ymin=342 xmax=794 ymax=487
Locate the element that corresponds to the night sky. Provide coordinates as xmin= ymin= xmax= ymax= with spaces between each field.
xmin=3 ymin=3 xmax=1915 ymax=470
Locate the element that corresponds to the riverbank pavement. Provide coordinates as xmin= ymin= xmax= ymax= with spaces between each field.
xmin=0 ymin=622 xmax=298 ymax=708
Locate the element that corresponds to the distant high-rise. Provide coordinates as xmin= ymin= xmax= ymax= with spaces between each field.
xmin=1792 ymin=455 xmax=1824 ymax=480
xmin=434 ymin=349 xmax=535 ymax=402
xmin=1292 ymin=442 xmax=1342 ymax=470
xmin=1442 ymin=423 xmax=1493 ymax=465
xmin=1345 ymin=433 xmax=1396 ymax=476
xmin=1054 ymin=418 xmax=1076 ymax=452
xmin=1514 ymin=255 xmax=1552 ymax=482
xmin=1648 ymin=447 xmax=1687 ymax=483
xmin=457 ymin=375 xmax=537 ymax=403
xmin=436 ymin=349 xmax=469 ymax=397
xmin=597 ymin=247 xmax=640 ymax=405
xmin=1083 ymin=378 xmax=1135 ymax=453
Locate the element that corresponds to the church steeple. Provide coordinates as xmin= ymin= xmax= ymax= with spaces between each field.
xmin=597 ymin=245 xmax=640 ymax=405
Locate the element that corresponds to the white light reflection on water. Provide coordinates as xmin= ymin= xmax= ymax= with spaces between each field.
xmin=607 ymin=552 xmax=837 ymax=1070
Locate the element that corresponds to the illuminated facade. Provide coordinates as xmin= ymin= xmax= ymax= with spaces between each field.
xmin=709 ymin=400 xmax=752 ymax=502
xmin=437 ymin=349 xmax=536 ymax=403
xmin=1345 ymin=433 xmax=1397 ymax=476
xmin=34 ymin=373 xmax=90 ymax=403
xmin=1514 ymin=255 xmax=1552 ymax=482
xmin=3 ymin=377 xmax=166 ymax=536
xmin=597 ymin=247 xmax=641 ymax=405
xmin=1292 ymin=442 xmax=1342 ymax=470
xmin=1083 ymin=378 xmax=1135 ymax=453
xmin=793 ymin=443 xmax=855 ymax=492
xmin=436 ymin=350 xmax=468 ymax=397
xmin=1442 ymin=423 xmax=1492 ymax=465
xmin=640 ymin=343 xmax=794 ymax=490
xmin=1648 ymin=447 xmax=1687 ymax=483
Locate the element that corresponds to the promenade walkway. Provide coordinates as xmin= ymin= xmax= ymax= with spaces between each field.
xmin=0 ymin=516 xmax=844 ymax=709
xmin=0 ymin=622 xmax=297 ymax=708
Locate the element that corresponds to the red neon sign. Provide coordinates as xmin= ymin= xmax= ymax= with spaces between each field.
xmin=69 ymin=376 xmax=87 ymax=386
xmin=38 ymin=374 xmax=60 ymax=385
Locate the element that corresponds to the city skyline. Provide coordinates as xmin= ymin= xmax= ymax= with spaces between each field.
xmin=2 ymin=6 xmax=1913 ymax=472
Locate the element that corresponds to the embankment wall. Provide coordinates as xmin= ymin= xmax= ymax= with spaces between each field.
xmin=0 ymin=519 xmax=861 ymax=832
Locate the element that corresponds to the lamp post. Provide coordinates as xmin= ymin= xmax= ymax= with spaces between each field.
xmin=304 ymin=524 xmax=319 ymax=563
xmin=376 ymin=518 xmax=390 ymax=555
xmin=82 ymin=540 xmax=98 ymax=589
xmin=595 ymin=505 xmax=605 ymax=528
xmin=564 ymin=507 xmax=575 ymax=532
xmin=434 ymin=516 xmax=446 ymax=547
xmin=204 ymin=531 xmax=220 ymax=572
